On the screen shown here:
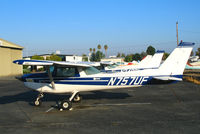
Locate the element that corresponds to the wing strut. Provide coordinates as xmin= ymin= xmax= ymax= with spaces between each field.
xmin=47 ymin=66 xmax=55 ymax=89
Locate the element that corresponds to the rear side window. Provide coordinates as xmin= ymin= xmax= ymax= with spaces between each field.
xmin=83 ymin=67 xmax=100 ymax=75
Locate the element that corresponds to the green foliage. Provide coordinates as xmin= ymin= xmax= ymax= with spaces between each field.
xmin=162 ymin=52 xmax=170 ymax=60
xmin=93 ymin=48 xmax=96 ymax=53
xmin=104 ymin=44 xmax=108 ymax=57
xmin=90 ymin=53 xmax=96 ymax=62
xmin=96 ymin=51 xmax=104 ymax=61
xmin=140 ymin=51 xmax=147 ymax=58
xmin=117 ymin=53 xmax=121 ymax=57
xmin=125 ymin=55 xmax=132 ymax=62
xmin=47 ymin=54 xmax=62 ymax=61
xmin=23 ymin=68 xmax=31 ymax=74
xmin=23 ymin=65 xmax=29 ymax=69
xmin=190 ymin=51 xmax=194 ymax=56
xmin=117 ymin=53 xmax=125 ymax=58
xmin=31 ymin=55 xmax=44 ymax=60
xmin=195 ymin=48 xmax=200 ymax=57
xmin=82 ymin=54 xmax=88 ymax=61
xmin=132 ymin=53 xmax=142 ymax=61
xmin=89 ymin=48 xmax=92 ymax=53
xmin=97 ymin=44 xmax=101 ymax=50
xmin=90 ymin=51 xmax=104 ymax=62
xmin=104 ymin=44 xmax=108 ymax=50
xmin=121 ymin=53 xmax=125 ymax=58
xmin=146 ymin=45 xmax=156 ymax=55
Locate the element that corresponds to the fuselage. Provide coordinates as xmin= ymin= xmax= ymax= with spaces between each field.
xmin=21 ymin=66 xmax=181 ymax=94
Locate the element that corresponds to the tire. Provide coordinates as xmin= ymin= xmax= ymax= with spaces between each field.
xmin=73 ymin=94 xmax=82 ymax=102
xmin=34 ymin=99 xmax=42 ymax=106
xmin=60 ymin=100 xmax=72 ymax=110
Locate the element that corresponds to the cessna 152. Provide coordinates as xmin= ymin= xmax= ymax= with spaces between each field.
xmin=13 ymin=42 xmax=194 ymax=111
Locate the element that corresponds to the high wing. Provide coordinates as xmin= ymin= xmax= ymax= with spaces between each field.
xmin=13 ymin=60 xmax=91 ymax=67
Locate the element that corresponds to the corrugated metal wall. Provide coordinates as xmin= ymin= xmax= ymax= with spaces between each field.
xmin=0 ymin=47 xmax=22 ymax=77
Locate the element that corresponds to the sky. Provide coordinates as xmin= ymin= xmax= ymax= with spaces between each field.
xmin=0 ymin=0 xmax=200 ymax=57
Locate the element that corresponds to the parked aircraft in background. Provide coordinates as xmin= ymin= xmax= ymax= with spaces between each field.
xmin=185 ymin=62 xmax=200 ymax=70
xmin=13 ymin=42 xmax=194 ymax=111
xmin=103 ymin=50 xmax=164 ymax=72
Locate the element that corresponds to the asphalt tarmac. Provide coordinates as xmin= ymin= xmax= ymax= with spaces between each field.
xmin=0 ymin=80 xmax=200 ymax=134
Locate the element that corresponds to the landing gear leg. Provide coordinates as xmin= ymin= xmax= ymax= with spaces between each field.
xmin=34 ymin=93 xmax=44 ymax=106
xmin=59 ymin=91 xmax=79 ymax=111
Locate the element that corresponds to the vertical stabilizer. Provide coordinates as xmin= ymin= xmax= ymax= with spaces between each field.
xmin=158 ymin=42 xmax=194 ymax=76
xmin=148 ymin=50 xmax=164 ymax=68
xmin=138 ymin=50 xmax=164 ymax=68
xmin=138 ymin=55 xmax=152 ymax=67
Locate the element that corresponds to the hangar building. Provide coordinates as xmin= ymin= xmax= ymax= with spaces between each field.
xmin=0 ymin=38 xmax=23 ymax=77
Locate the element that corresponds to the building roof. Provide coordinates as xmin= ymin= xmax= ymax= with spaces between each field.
xmin=0 ymin=38 xmax=23 ymax=49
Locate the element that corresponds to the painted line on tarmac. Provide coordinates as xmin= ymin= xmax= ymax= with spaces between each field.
xmin=45 ymin=102 xmax=151 ymax=112
xmin=46 ymin=107 xmax=55 ymax=113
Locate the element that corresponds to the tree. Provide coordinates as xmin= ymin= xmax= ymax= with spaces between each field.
xmin=146 ymin=45 xmax=156 ymax=55
xmin=117 ymin=52 xmax=121 ymax=57
xmin=31 ymin=55 xmax=44 ymax=60
xmin=190 ymin=50 xmax=194 ymax=56
xmin=104 ymin=44 xmax=108 ymax=58
xmin=121 ymin=53 xmax=125 ymax=58
xmin=96 ymin=51 xmax=104 ymax=61
xmin=132 ymin=53 xmax=142 ymax=61
xmin=140 ymin=51 xmax=147 ymax=58
xmin=90 ymin=52 xmax=96 ymax=62
xmin=162 ymin=52 xmax=170 ymax=60
xmin=89 ymin=48 xmax=92 ymax=53
xmin=97 ymin=44 xmax=101 ymax=50
xmin=30 ymin=55 xmax=44 ymax=72
xmin=46 ymin=54 xmax=62 ymax=61
xmin=125 ymin=54 xmax=132 ymax=62
xmin=195 ymin=48 xmax=200 ymax=57
xmin=82 ymin=54 xmax=88 ymax=61
xmin=93 ymin=48 xmax=96 ymax=53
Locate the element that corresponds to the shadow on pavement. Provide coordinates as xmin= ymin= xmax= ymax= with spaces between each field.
xmin=0 ymin=90 xmax=131 ymax=105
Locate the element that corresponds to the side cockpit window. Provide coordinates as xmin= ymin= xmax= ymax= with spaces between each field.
xmin=54 ymin=67 xmax=78 ymax=77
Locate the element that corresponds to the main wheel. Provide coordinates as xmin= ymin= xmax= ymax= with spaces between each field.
xmin=60 ymin=100 xmax=72 ymax=110
xmin=34 ymin=99 xmax=42 ymax=106
xmin=73 ymin=94 xmax=82 ymax=102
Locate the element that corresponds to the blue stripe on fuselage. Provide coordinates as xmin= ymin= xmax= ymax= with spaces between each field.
xmin=28 ymin=76 xmax=152 ymax=86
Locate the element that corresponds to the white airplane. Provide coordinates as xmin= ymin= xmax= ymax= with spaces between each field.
xmin=13 ymin=42 xmax=194 ymax=111
xmin=103 ymin=50 xmax=164 ymax=72
xmin=138 ymin=50 xmax=164 ymax=68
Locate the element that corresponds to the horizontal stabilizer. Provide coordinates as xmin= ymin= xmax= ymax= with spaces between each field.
xmin=153 ymin=76 xmax=182 ymax=81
